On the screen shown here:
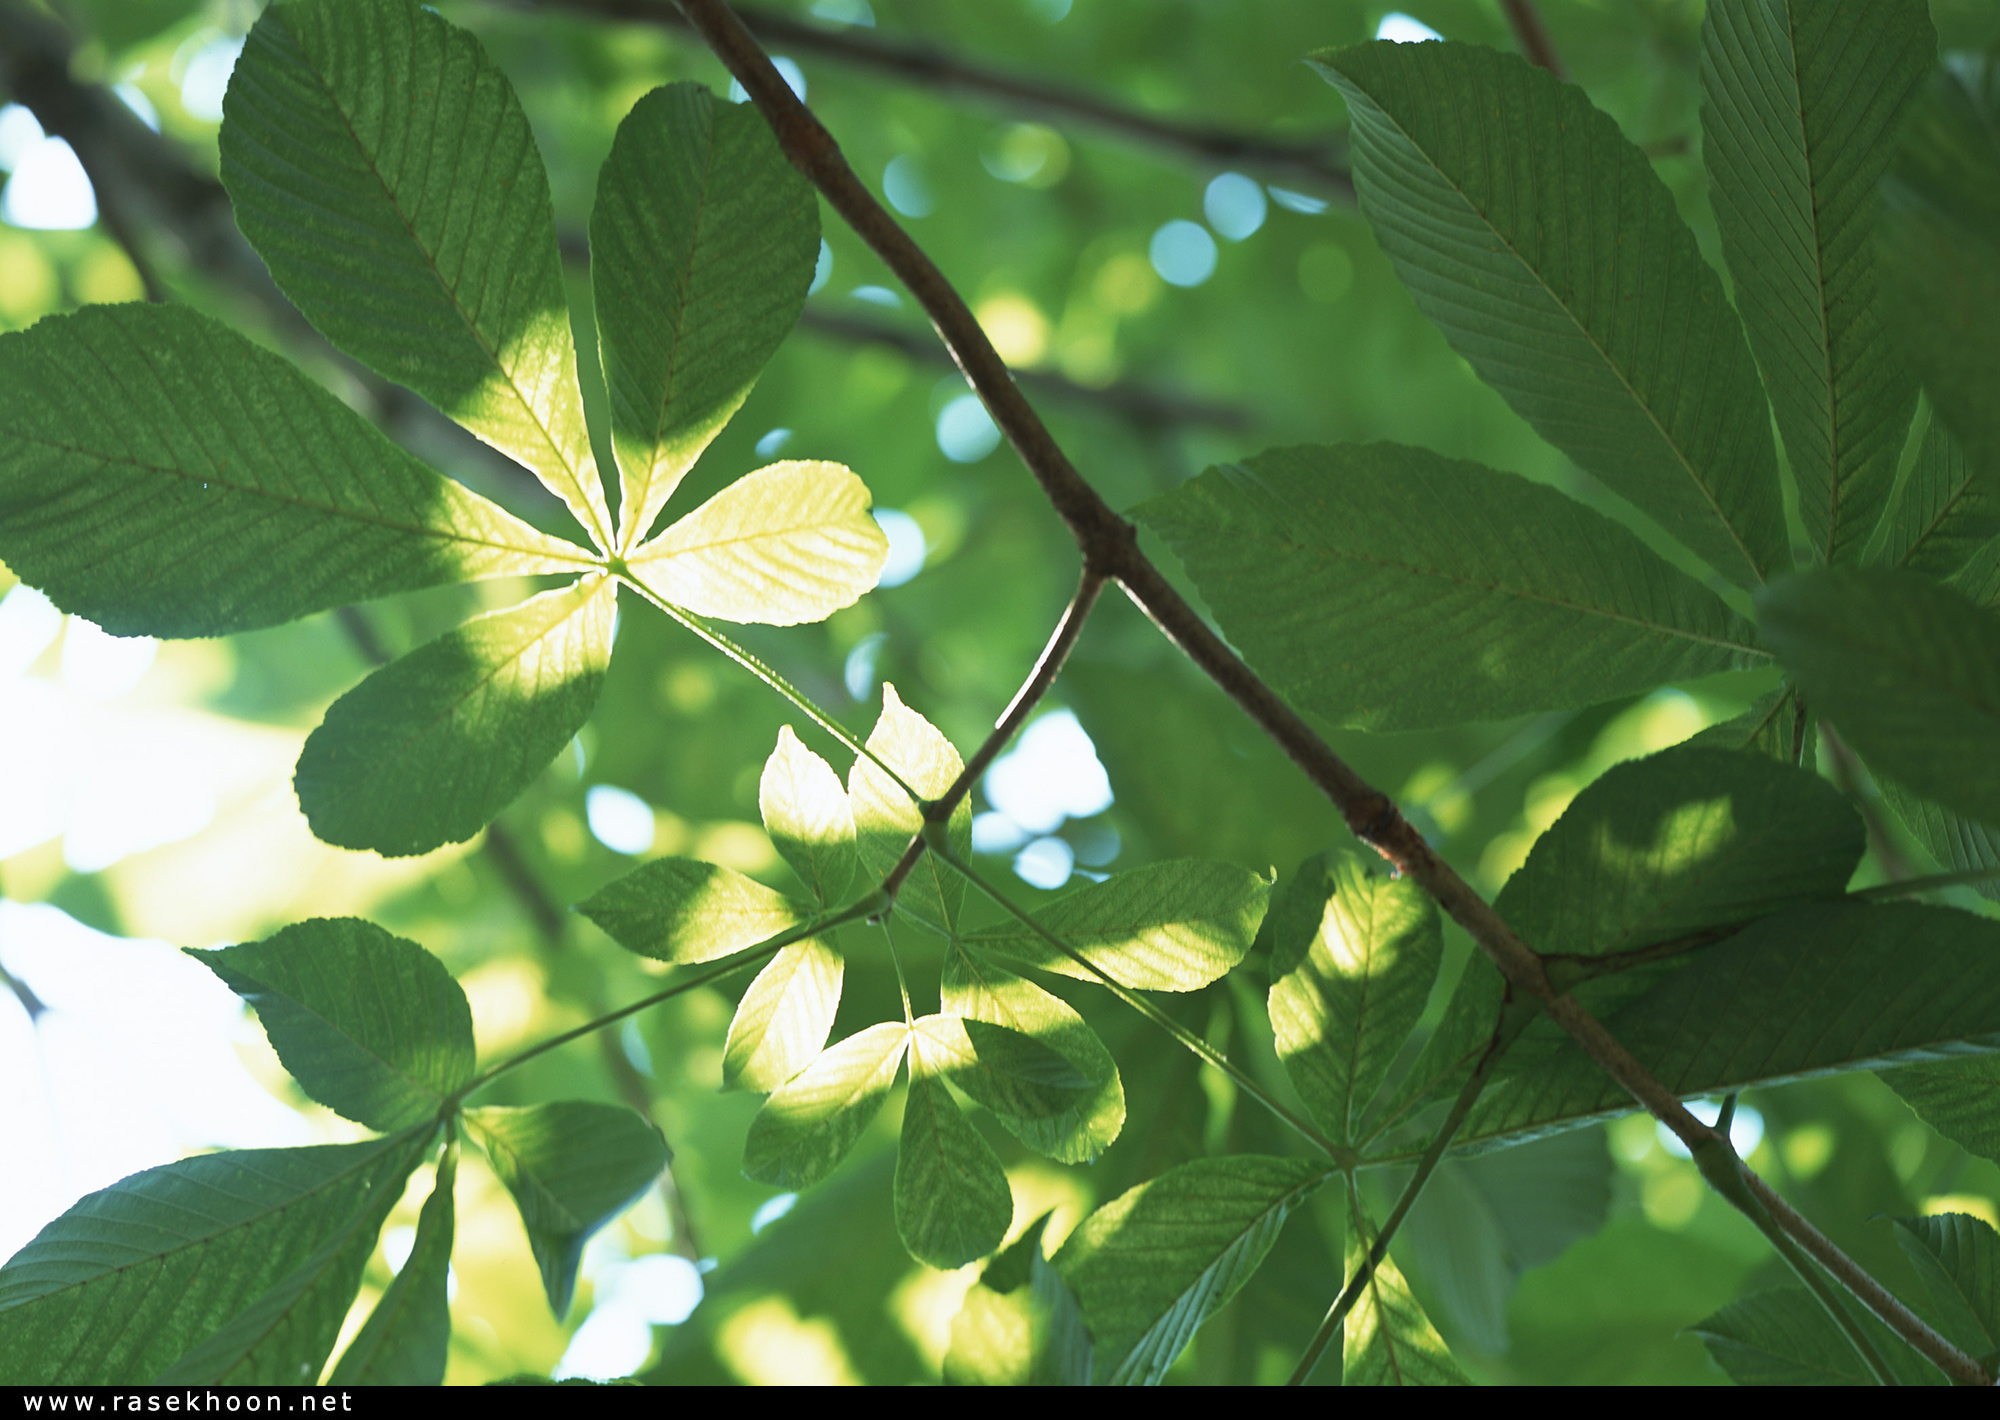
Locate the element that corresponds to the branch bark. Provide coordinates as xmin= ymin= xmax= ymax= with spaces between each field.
xmin=1499 ymin=0 xmax=1567 ymax=80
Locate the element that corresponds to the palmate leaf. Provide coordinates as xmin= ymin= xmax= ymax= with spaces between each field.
xmin=963 ymin=859 xmax=1267 ymax=993
xmin=742 ymin=1020 xmax=909 ymax=1190
xmin=895 ymin=1043 xmax=1013 ymax=1270
xmin=0 ymin=305 xmax=589 ymax=639
xmin=1055 ymin=1156 xmax=1329 ymax=1385
xmin=1700 ymin=0 xmax=1934 ymax=565
xmin=591 ymin=84 xmax=819 ymax=550
xmin=627 ymin=460 xmax=887 ymax=626
xmin=0 ymin=1131 xmax=430 ymax=1384
xmin=759 ymin=724 xmax=859 ymax=907
xmin=1894 ymin=1214 xmax=2000 ymax=1360
xmin=220 ymin=0 xmax=612 ymax=548
xmin=1139 ymin=445 xmax=1764 ymax=730
xmin=1312 ymin=42 xmax=1786 ymax=586
xmin=578 ymin=857 xmax=810 ymax=965
xmin=296 ymin=575 xmax=617 ymax=856
xmin=1875 ymin=418 xmax=2000 ymax=582
xmin=465 ymin=1103 xmax=668 ymax=1319
xmin=191 ymin=917 xmax=475 ymax=1132
xmin=849 ymin=684 xmax=970 ymax=933
xmin=940 ymin=942 xmax=1124 ymax=1164
xmin=1265 ymin=853 xmax=1440 ymax=1144
xmin=1757 ymin=567 xmax=2000 ymax=830
xmin=722 ymin=936 xmax=843 ymax=1093
xmin=328 ymin=1144 xmax=456 ymax=1386
xmin=1342 ymin=1224 xmax=1467 ymax=1386
xmin=1460 ymin=901 xmax=2000 ymax=1150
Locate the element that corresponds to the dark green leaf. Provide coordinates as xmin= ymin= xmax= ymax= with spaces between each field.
xmin=591 ymin=83 xmax=818 ymax=549
xmin=1266 ymin=853 xmax=1440 ymax=1144
xmin=1879 ymin=54 xmax=2000 ymax=481
xmin=742 ymin=1020 xmax=909 ymax=1190
xmin=894 ymin=1071 xmax=1012 ymax=1270
xmin=939 ymin=942 xmax=1124 ymax=1164
xmin=220 ymin=0 xmax=612 ymax=546
xmin=1894 ymin=1213 xmax=2000 ymax=1359
xmin=0 ymin=304 xmax=589 ymax=638
xmin=628 ymin=461 xmax=887 ymax=626
xmin=577 ymin=856 xmax=810 ymax=964
xmin=1880 ymin=1055 xmax=2000 ymax=1161
xmin=1879 ymin=774 xmax=2000 ymax=905
xmin=1693 ymin=1285 xmax=1940 ymax=1385
xmin=0 ymin=1133 xmax=429 ymax=1384
xmin=1701 ymin=0 xmax=1933 ymax=564
xmin=1684 ymin=684 xmax=1814 ymax=768
xmin=328 ymin=1144 xmax=457 ymax=1386
xmin=1138 ymin=445 xmax=1765 ymax=730
xmin=465 ymin=1102 xmax=668 ymax=1319
xmin=1055 ymin=1155 xmax=1328 ymax=1385
xmin=1757 ymin=566 xmax=2000 ymax=830
xmin=296 ymin=575 xmax=617 ymax=856
xmin=722 ymin=935 xmax=843 ymax=1093
xmin=963 ymin=858 xmax=1267 ymax=993
xmin=760 ymin=724 xmax=859 ymax=907
xmin=849 ymin=683 xmax=970 ymax=933
xmin=1876 ymin=418 xmax=2000 ymax=581
xmin=190 ymin=917 xmax=475 ymax=1132
xmin=1313 ymin=42 xmax=1786 ymax=585
xmin=1343 ymin=1228 xmax=1467 ymax=1386
xmin=1463 ymin=901 xmax=2000 ymax=1149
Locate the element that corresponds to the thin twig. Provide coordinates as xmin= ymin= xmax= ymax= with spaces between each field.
xmin=545 ymin=0 xmax=1353 ymax=197
xmin=1499 ymin=0 xmax=1567 ymax=80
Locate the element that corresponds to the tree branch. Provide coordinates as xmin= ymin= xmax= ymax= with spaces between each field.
xmin=541 ymin=0 xmax=1353 ymax=198
xmin=678 ymin=0 xmax=1990 ymax=1384
xmin=1499 ymin=0 xmax=1566 ymax=80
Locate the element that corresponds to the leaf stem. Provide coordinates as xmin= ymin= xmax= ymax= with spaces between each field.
xmin=1287 ymin=995 xmax=1534 ymax=1384
xmin=1848 ymin=866 xmax=2000 ymax=900
xmin=928 ymin=833 xmax=1347 ymax=1163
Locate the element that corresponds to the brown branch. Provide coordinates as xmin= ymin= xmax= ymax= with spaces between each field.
xmin=679 ymin=0 xmax=1988 ymax=1384
xmin=539 ymin=0 xmax=1353 ymax=198
xmin=1499 ymin=0 xmax=1567 ymax=81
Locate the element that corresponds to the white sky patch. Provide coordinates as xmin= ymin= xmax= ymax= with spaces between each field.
xmin=586 ymin=784 xmax=656 ymax=856
xmin=809 ymin=239 xmax=832 ymax=294
xmin=179 ymin=36 xmax=245 ymax=123
xmin=0 ymin=104 xmax=45 ymax=169
xmin=983 ymin=710 xmax=1112 ymax=835
xmin=1 ymin=135 xmax=96 ymax=230
xmin=751 ymin=1192 xmax=799 ymax=1233
xmin=1377 ymin=12 xmax=1444 ymax=43
xmin=1658 ymin=1099 xmax=1764 ymax=1160
xmin=114 ymin=84 xmax=161 ymax=132
xmin=873 ymin=509 xmax=927 ymax=587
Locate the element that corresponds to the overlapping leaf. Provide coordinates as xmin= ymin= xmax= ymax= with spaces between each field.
xmin=466 ymin=1103 xmax=668 ymax=1318
xmin=1055 ymin=1156 xmax=1328 ymax=1385
xmin=1342 ymin=1228 xmax=1467 ymax=1386
xmin=760 ymin=724 xmax=859 ymax=907
xmin=1265 ymin=853 xmax=1440 ymax=1143
xmin=191 ymin=917 xmax=475 ymax=1132
xmin=1138 ymin=445 xmax=1765 ymax=730
xmin=591 ymin=83 xmax=818 ymax=549
xmin=849 ymin=684 xmax=970 ymax=933
xmin=895 ymin=1061 xmax=1012 ymax=1270
xmin=944 ymin=1216 xmax=1092 ymax=1386
xmin=296 ymin=575 xmax=617 ymax=856
xmin=742 ymin=1021 xmax=909 ymax=1190
xmin=1880 ymin=1055 xmax=2000 ymax=1161
xmin=578 ymin=857 xmax=810 ymax=965
xmin=1313 ymin=42 xmax=1786 ymax=585
xmin=1894 ymin=1213 xmax=2000 ymax=1363
xmin=722 ymin=936 xmax=843 ymax=1092
xmin=1700 ymin=0 xmax=1933 ymax=564
xmin=1875 ymin=419 xmax=2000 ymax=581
xmin=220 ymin=0 xmax=611 ymax=546
xmin=0 ymin=1133 xmax=429 ymax=1384
xmin=328 ymin=1144 xmax=456 ymax=1386
xmin=1878 ymin=775 xmax=2000 ymax=905
xmin=1757 ymin=567 xmax=2000 ymax=829
xmin=1693 ymin=1286 xmax=1940 ymax=1385
xmin=1685 ymin=684 xmax=1814 ymax=767
xmin=0 ymin=305 xmax=587 ymax=638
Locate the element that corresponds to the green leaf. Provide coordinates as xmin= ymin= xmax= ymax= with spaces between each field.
xmin=1757 ymin=567 xmax=2000 ymax=830
xmin=328 ymin=1144 xmax=457 ymax=1386
xmin=465 ymin=1102 xmax=668 ymax=1319
xmin=911 ymin=1010 xmax=1102 ymax=1165
xmin=591 ymin=83 xmax=818 ymax=550
xmin=219 ymin=0 xmax=612 ymax=547
xmin=0 ymin=1133 xmax=429 ymax=1384
xmin=628 ymin=461 xmax=887 ymax=626
xmin=742 ymin=1020 xmax=909 ymax=1190
xmin=965 ymin=858 xmax=1268 ymax=993
xmin=1693 ymin=1285 xmax=1940 ymax=1385
xmin=1266 ymin=853 xmax=1441 ymax=1144
xmin=1055 ymin=1155 xmax=1328 ymax=1385
xmin=190 ymin=917 xmax=475 ymax=1131
xmin=1700 ymin=0 xmax=1934 ymax=565
xmin=1878 ymin=54 xmax=2000 ymax=480
xmin=1876 ymin=418 xmax=2000 ymax=581
xmin=849 ymin=683 xmax=970 ymax=933
xmin=760 ymin=724 xmax=859 ymax=907
xmin=1894 ymin=1213 xmax=2000 ymax=1360
xmin=1878 ymin=774 xmax=2000 ymax=905
xmin=722 ymin=935 xmax=844 ymax=1092
xmin=0 ymin=304 xmax=590 ymax=639
xmin=940 ymin=942 xmax=1125 ymax=1164
xmin=894 ymin=1065 xmax=1013 ymax=1270
xmin=296 ymin=575 xmax=617 ymax=856
xmin=1684 ymin=684 xmax=1814 ymax=768
xmin=1880 ymin=1055 xmax=2000 ymax=1161
xmin=1343 ymin=1231 xmax=1468 ymax=1386
xmin=577 ymin=856 xmax=810 ymax=964
xmin=1137 ymin=445 xmax=1765 ymax=730
xmin=944 ymin=1216 xmax=1093 ymax=1386
xmin=1462 ymin=901 xmax=2000 ymax=1149
xmin=1312 ymin=42 xmax=1786 ymax=585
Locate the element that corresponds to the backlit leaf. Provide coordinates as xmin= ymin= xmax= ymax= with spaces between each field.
xmin=0 ymin=304 xmax=589 ymax=638
xmin=742 ymin=1021 xmax=909 ymax=1190
xmin=722 ymin=935 xmax=843 ymax=1092
xmin=1342 ymin=1226 xmax=1467 ymax=1386
xmin=328 ymin=1144 xmax=456 ymax=1386
xmin=760 ymin=725 xmax=859 ymax=907
xmin=1880 ymin=1055 xmax=2000 ymax=1161
xmin=296 ymin=575 xmax=616 ymax=856
xmin=849 ymin=683 xmax=970 ymax=934
xmin=895 ymin=1061 xmax=1012 ymax=1269
xmin=577 ymin=857 xmax=810 ymax=964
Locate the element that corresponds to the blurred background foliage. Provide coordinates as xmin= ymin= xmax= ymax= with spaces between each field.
xmin=3 ymin=0 xmax=2000 ymax=1385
